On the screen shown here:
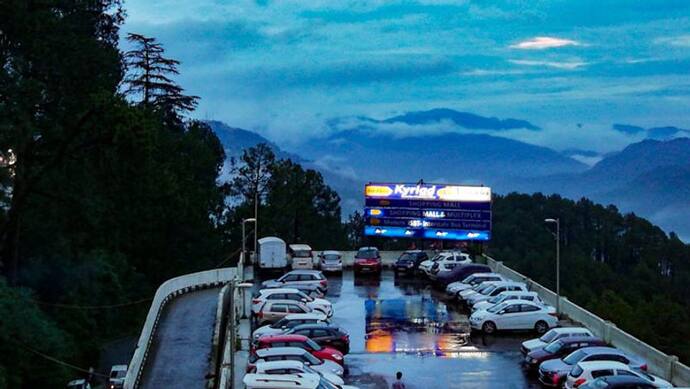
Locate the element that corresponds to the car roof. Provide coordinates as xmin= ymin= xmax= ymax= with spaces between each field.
xmin=111 ymin=365 xmax=127 ymax=371
xmin=68 ymin=379 xmax=87 ymax=385
xmin=259 ymin=334 xmax=309 ymax=342
xmin=283 ymin=313 xmax=326 ymax=320
xmin=256 ymin=347 xmax=308 ymax=357
xmin=243 ymin=373 xmax=319 ymax=388
xmin=577 ymin=360 xmax=630 ymax=370
xmin=468 ymin=272 xmax=501 ymax=278
xmin=496 ymin=290 xmax=537 ymax=296
xmin=321 ymin=250 xmax=341 ymax=255
xmin=263 ymin=299 xmax=307 ymax=306
xmin=357 ymin=246 xmax=378 ymax=250
xmin=285 ymin=270 xmax=322 ymax=275
xmin=290 ymin=323 xmax=338 ymax=331
xmin=594 ymin=375 xmax=651 ymax=384
xmin=501 ymin=299 xmax=542 ymax=307
xmin=258 ymin=237 xmax=285 ymax=244
xmin=577 ymin=346 xmax=626 ymax=356
xmin=289 ymin=244 xmax=312 ymax=250
xmin=403 ymin=250 xmax=423 ymax=253
xmin=549 ymin=327 xmax=591 ymax=334
xmin=259 ymin=288 xmax=301 ymax=295
xmin=556 ymin=335 xmax=603 ymax=344
xmin=255 ymin=360 xmax=306 ymax=371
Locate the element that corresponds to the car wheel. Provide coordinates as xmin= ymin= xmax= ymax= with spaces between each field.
xmin=482 ymin=321 xmax=497 ymax=334
xmin=534 ymin=320 xmax=549 ymax=335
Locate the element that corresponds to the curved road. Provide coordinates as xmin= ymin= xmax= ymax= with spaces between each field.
xmin=139 ymin=288 xmax=221 ymax=389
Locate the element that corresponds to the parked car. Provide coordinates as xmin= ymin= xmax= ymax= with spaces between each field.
xmin=428 ymin=252 xmax=473 ymax=280
xmin=285 ymin=323 xmax=350 ymax=354
xmin=107 ymin=365 xmax=127 ymax=389
xmin=565 ymin=361 xmax=672 ymax=389
xmin=253 ymin=313 xmax=329 ymax=340
xmin=248 ymin=347 xmax=344 ymax=377
xmin=446 ymin=272 xmax=504 ymax=296
xmin=243 ymin=373 xmax=359 ymax=389
xmin=253 ymin=360 xmax=344 ymax=386
xmin=579 ymin=375 xmax=658 ymax=389
xmin=252 ymin=288 xmax=333 ymax=317
xmin=264 ymin=283 xmax=325 ymax=299
xmin=353 ymin=247 xmax=382 ymax=275
xmin=472 ymin=291 xmax=548 ymax=313
xmin=393 ymin=250 xmax=428 ymax=275
xmin=258 ymin=237 xmax=288 ymax=272
xmin=253 ymin=334 xmax=344 ymax=365
xmin=539 ymin=347 xmax=648 ymax=387
xmin=318 ymin=251 xmax=343 ymax=272
xmin=289 ymin=244 xmax=315 ymax=269
xmin=67 ymin=380 xmax=92 ymax=389
xmin=255 ymin=300 xmax=312 ymax=326
xmin=261 ymin=270 xmax=328 ymax=292
xmin=469 ymin=300 xmax=558 ymax=334
xmin=521 ymin=327 xmax=594 ymax=355
xmin=524 ymin=336 xmax=607 ymax=372
xmin=435 ymin=263 xmax=492 ymax=286
xmin=417 ymin=252 xmax=444 ymax=277
xmin=465 ymin=281 xmax=528 ymax=306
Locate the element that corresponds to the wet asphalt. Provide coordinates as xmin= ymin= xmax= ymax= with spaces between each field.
xmin=278 ymin=269 xmax=543 ymax=389
xmin=139 ymin=287 xmax=221 ymax=389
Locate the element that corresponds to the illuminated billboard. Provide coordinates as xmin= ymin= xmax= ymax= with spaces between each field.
xmin=363 ymin=182 xmax=491 ymax=241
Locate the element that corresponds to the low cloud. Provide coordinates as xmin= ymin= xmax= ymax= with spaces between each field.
xmin=509 ymin=59 xmax=587 ymax=70
xmin=655 ymin=35 xmax=690 ymax=47
xmin=510 ymin=37 xmax=580 ymax=50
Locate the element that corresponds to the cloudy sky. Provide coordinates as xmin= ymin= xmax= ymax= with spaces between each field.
xmin=123 ymin=0 xmax=690 ymax=152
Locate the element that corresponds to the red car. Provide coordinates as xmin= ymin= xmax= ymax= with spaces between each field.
xmin=353 ymin=246 xmax=381 ymax=275
xmin=252 ymin=334 xmax=344 ymax=365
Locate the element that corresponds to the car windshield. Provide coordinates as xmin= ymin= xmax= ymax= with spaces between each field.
xmin=461 ymin=274 xmax=475 ymax=283
xmin=543 ymin=340 xmax=564 ymax=353
xmin=398 ymin=253 xmax=414 ymax=261
xmin=563 ymin=350 xmax=587 ymax=365
xmin=487 ymin=302 xmax=508 ymax=313
xmin=304 ymin=351 xmax=321 ymax=364
xmin=357 ymin=249 xmax=378 ymax=259
xmin=317 ymin=377 xmax=339 ymax=389
xmin=487 ymin=295 xmax=503 ymax=304
xmin=270 ymin=318 xmax=288 ymax=328
xmin=111 ymin=370 xmax=126 ymax=378
xmin=323 ymin=254 xmax=340 ymax=261
xmin=297 ymin=291 xmax=313 ymax=301
xmin=293 ymin=250 xmax=311 ymax=257
xmin=539 ymin=330 xmax=558 ymax=342
xmin=480 ymin=285 xmax=497 ymax=295
xmin=306 ymin=338 xmax=322 ymax=351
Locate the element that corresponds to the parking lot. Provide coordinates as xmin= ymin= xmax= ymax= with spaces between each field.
xmin=254 ymin=269 xmax=542 ymax=388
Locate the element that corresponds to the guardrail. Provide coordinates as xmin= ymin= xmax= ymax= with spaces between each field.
xmin=124 ymin=268 xmax=237 ymax=389
xmin=218 ymin=252 xmax=246 ymax=389
xmin=483 ymin=254 xmax=690 ymax=386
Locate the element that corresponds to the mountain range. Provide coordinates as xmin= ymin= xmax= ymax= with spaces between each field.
xmin=205 ymin=110 xmax=690 ymax=240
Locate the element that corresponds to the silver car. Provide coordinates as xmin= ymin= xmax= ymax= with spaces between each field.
xmin=261 ymin=270 xmax=328 ymax=292
xmin=318 ymin=251 xmax=343 ymax=272
xmin=255 ymin=300 xmax=312 ymax=325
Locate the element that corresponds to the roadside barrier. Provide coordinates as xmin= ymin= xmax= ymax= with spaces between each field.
xmin=123 ymin=268 xmax=237 ymax=389
xmin=482 ymin=254 xmax=690 ymax=386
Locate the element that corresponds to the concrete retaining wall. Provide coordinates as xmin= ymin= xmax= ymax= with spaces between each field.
xmin=218 ymin=252 xmax=246 ymax=389
xmin=482 ymin=254 xmax=690 ymax=386
xmin=124 ymin=268 xmax=237 ymax=389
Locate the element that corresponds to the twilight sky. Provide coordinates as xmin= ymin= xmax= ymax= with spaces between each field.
xmin=123 ymin=0 xmax=690 ymax=153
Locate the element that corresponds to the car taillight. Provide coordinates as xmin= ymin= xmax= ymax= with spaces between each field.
xmin=246 ymin=364 xmax=255 ymax=373
xmin=320 ymin=280 xmax=327 ymax=286
xmin=548 ymin=312 xmax=558 ymax=317
xmin=573 ymin=378 xmax=586 ymax=388
xmin=640 ymin=363 xmax=648 ymax=371
xmin=256 ymin=311 xmax=263 ymax=318
xmin=341 ymin=335 xmax=349 ymax=342
xmin=252 ymin=299 xmax=261 ymax=304
xmin=552 ymin=374 xmax=559 ymax=385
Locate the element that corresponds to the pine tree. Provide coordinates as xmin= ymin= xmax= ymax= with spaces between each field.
xmin=123 ymin=33 xmax=198 ymax=113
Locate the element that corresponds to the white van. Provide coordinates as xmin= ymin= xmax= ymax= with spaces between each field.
xmin=288 ymin=244 xmax=315 ymax=269
xmin=258 ymin=237 xmax=288 ymax=271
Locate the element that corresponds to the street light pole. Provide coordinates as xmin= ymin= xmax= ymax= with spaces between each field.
xmin=545 ymin=218 xmax=560 ymax=314
xmin=228 ymin=280 xmax=253 ymax=388
xmin=242 ymin=218 xmax=256 ymax=266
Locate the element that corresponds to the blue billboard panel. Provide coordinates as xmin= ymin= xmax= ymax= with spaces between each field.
xmin=363 ymin=183 xmax=492 ymax=241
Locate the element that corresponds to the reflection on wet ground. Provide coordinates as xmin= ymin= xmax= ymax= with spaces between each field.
xmin=255 ymin=269 xmax=539 ymax=389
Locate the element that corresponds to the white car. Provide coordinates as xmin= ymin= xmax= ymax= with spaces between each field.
xmin=318 ymin=251 xmax=343 ymax=272
xmin=521 ymin=326 xmax=593 ymax=355
xmin=67 ymin=380 xmax=92 ymax=389
xmin=243 ymin=373 xmax=359 ymax=389
xmin=427 ymin=252 xmax=472 ymax=280
xmin=252 ymin=313 xmax=329 ymax=340
xmin=465 ymin=281 xmax=528 ymax=306
xmin=250 ymin=347 xmax=344 ymax=377
xmin=472 ymin=291 xmax=549 ymax=313
xmin=418 ymin=253 xmax=443 ymax=276
xmin=469 ymin=300 xmax=558 ymax=334
xmin=252 ymin=288 xmax=333 ymax=317
xmin=565 ymin=361 xmax=672 ymax=388
xmin=108 ymin=364 xmax=127 ymax=389
xmin=446 ymin=273 xmax=504 ymax=296
xmin=457 ymin=281 xmax=498 ymax=301
xmin=254 ymin=360 xmax=345 ymax=386
xmin=289 ymin=244 xmax=315 ymax=269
